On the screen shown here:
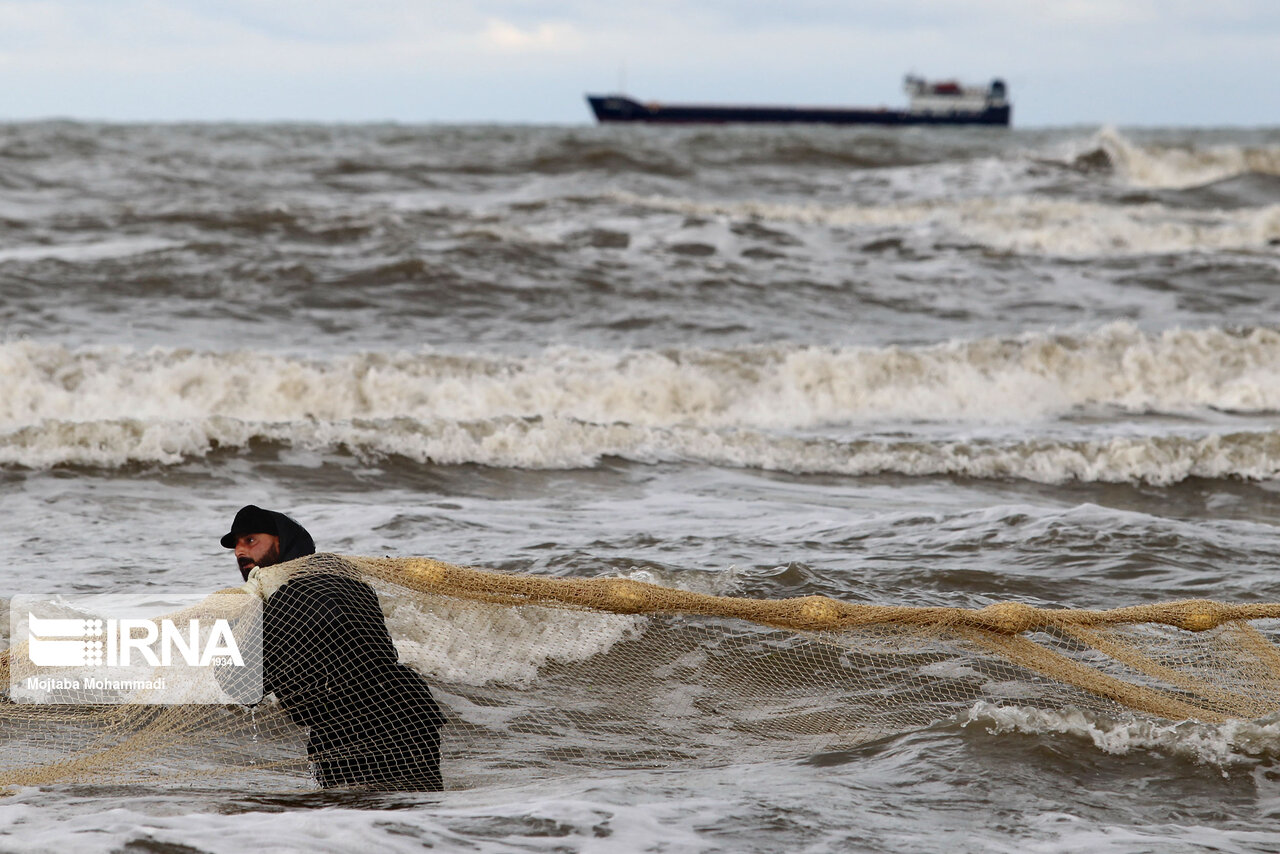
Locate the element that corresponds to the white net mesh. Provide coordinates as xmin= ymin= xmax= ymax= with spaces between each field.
xmin=3 ymin=552 xmax=1280 ymax=791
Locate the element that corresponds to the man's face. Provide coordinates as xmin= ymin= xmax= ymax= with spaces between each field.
xmin=234 ymin=532 xmax=281 ymax=580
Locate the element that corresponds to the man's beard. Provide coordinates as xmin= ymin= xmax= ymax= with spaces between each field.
xmin=237 ymin=541 xmax=282 ymax=581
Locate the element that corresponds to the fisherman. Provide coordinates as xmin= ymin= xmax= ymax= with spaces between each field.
xmin=221 ymin=504 xmax=445 ymax=791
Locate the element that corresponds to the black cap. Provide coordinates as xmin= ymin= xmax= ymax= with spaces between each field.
xmin=220 ymin=505 xmax=280 ymax=549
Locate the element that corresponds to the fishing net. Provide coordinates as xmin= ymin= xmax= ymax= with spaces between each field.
xmin=3 ymin=552 xmax=1280 ymax=791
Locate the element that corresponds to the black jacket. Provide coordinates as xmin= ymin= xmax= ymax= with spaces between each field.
xmin=234 ymin=512 xmax=444 ymax=790
xmin=262 ymin=568 xmax=445 ymax=791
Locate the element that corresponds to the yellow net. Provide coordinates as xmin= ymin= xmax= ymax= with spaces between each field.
xmin=3 ymin=552 xmax=1280 ymax=791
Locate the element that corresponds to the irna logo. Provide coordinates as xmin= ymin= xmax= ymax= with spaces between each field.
xmin=26 ymin=613 xmax=244 ymax=668
xmin=11 ymin=593 xmax=262 ymax=705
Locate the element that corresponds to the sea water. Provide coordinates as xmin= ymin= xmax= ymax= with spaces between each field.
xmin=2 ymin=121 xmax=1280 ymax=852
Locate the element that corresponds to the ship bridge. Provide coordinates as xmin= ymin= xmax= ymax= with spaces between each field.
xmin=904 ymin=76 xmax=1008 ymax=116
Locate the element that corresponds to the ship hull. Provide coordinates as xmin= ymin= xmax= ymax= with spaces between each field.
xmin=586 ymin=96 xmax=1011 ymax=127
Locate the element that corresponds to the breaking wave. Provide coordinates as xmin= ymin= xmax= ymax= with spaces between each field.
xmin=6 ymin=325 xmax=1280 ymax=483
xmin=386 ymin=594 xmax=644 ymax=688
xmin=5 ymin=414 xmax=1280 ymax=484
xmin=964 ymin=700 xmax=1280 ymax=767
xmin=6 ymin=324 xmax=1280 ymax=429
xmin=1064 ymin=127 xmax=1280 ymax=190
xmin=613 ymin=191 xmax=1280 ymax=257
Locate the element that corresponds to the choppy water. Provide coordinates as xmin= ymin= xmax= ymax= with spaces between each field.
xmin=3 ymin=120 xmax=1280 ymax=852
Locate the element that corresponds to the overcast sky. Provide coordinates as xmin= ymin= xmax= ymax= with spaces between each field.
xmin=0 ymin=0 xmax=1276 ymax=126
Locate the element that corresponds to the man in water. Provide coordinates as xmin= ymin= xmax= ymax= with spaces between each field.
xmin=221 ymin=504 xmax=445 ymax=791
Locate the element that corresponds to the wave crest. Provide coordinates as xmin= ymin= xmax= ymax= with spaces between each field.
xmin=7 ymin=326 xmax=1280 ymax=482
xmin=6 ymin=414 xmax=1280 ymax=485
xmin=964 ymin=700 xmax=1280 ymax=766
xmin=612 ymin=191 xmax=1280 ymax=257
xmin=1075 ymin=127 xmax=1280 ymax=190
xmin=6 ymin=325 xmax=1280 ymax=430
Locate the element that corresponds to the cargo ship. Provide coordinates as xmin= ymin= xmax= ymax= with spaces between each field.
xmin=586 ymin=75 xmax=1011 ymax=127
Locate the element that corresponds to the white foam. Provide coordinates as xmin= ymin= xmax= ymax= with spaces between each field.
xmin=378 ymin=565 xmax=727 ymax=688
xmin=0 ymin=785 xmax=724 ymax=854
xmin=964 ymin=700 xmax=1280 ymax=768
xmin=5 ymin=411 xmax=1280 ymax=485
xmin=6 ymin=325 xmax=1280 ymax=434
xmin=611 ymin=190 xmax=1280 ymax=257
xmin=7 ymin=328 xmax=1280 ymax=482
xmin=0 ymin=237 xmax=178 ymax=263
xmin=1010 ymin=815 xmax=1279 ymax=854
xmin=385 ymin=594 xmax=644 ymax=687
xmin=874 ymin=154 xmax=1039 ymax=203
xmin=1082 ymin=126 xmax=1280 ymax=190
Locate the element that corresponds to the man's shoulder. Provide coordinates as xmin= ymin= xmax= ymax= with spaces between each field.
xmin=270 ymin=557 xmax=377 ymax=603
